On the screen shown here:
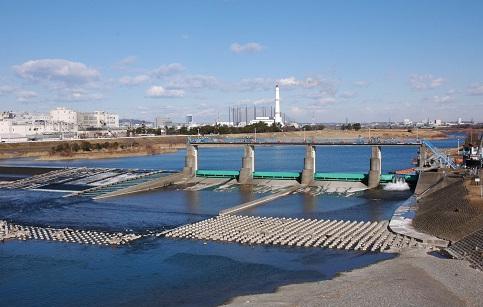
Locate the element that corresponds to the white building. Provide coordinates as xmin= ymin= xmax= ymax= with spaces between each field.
xmin=0 ymin=118 xmax=55 ymax=137
xmin=50 ymin=107 xmax=77 ymax=124
xmin=249 ymin=116 xmax=275 ymax=126
xmin=155 ymin=117 xmax=174 ymax=128
xmin=77 ymin=111 xmax=119 ymax=129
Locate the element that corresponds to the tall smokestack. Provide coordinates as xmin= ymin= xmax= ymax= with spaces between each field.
xmin=274 ymin=84 xmax=282 ymax=125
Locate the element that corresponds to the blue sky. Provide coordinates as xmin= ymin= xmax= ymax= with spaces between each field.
xmin=1 ymin=0 xmax=482 ymax=122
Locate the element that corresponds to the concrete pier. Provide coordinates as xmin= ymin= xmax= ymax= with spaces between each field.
xmin=164 ymin=215 xmax=418 ymax=252
xmin=239 ymin=145 xmax=255 ymax=184
xmin=183 ymin=145 xmax=198 ymax=176
xmin=368 ymin=146 xmax=382 ymax=189
xmin=301 ymin=145 xmax=316 ymax=185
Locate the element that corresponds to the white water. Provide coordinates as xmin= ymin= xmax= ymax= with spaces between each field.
xmin=383 ymin=178 xmax=410 ymax=191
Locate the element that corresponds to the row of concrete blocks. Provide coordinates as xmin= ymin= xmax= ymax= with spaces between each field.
xmin=0 ymin=220 xmax=141 ymax=246
xmin=0 ymin=167 xmax=99 ymax=190
xmin=164 ymin=215 xmax=418 ymax=252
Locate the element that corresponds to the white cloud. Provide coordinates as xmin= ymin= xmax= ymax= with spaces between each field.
xmin=151 ymin=63 xmax=185 ymax=77
xmin=354 ymin=80 xmax=370 ymax=87
xmin=277 ymin=76 xmax=324 ymax=89
xmin=145 ymin=85 xmax=184 ymax=98
xmin=0 ymin=85 xmax=15 ymax=95
xmin=14 ymin=59 xmax=100 ymax=85
xmin=230 ymin=42 xmax=264 ymax=54
xmin=119 ymin=74 xmax=150 ymax=86
xmin=238 ymin=76 xmax=330 ymax=92
xmin=317 ymin=97 xmax=337 ymax=105
xmin=15 ymin=90 xmax=37 ymax=102
xmin=239 ymin=77 xmax=273 ymax=91
xmin=113 ymin=56 xmax=138 ymax=70
xmin=119 ymin=56 xmax=137 ymax=66
xmin=409 ymin=74 xmax=445 ymax=90
xmin=467 ymin=83 xmax=483 ymax=96
xmin=278 ymin=77 xmax=300 ymax=87
xmin=431 ymin=95 xmax=454 ymax=104
xmin=166 ymin=74 xmax=218 ymax=89
xmin=239 ymin=98 xmax=273 ymax=105
xmin=339 ymin=91 xmax=357 ymax=99
xmin=57 ymin=88 xmax=103 ymax=102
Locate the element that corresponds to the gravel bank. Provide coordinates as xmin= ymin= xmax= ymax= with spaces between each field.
xmin=225 ymin=249 xmax=482 ymax=306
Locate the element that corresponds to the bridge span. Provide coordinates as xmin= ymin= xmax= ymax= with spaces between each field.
xmin=183 ymin=138 xmax=427 ymax=188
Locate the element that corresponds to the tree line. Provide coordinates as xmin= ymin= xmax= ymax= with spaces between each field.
xmin=51 ymin=141 xmax=140 ymax=154
xmin=128 ymin=122 xmax=326 ymax=136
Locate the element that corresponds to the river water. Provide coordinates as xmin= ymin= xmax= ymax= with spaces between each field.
xmin=0 ymin=140 xmax=457 ymax=306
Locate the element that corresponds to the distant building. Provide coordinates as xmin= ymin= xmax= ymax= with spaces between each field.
xmin=50 ymin=107 xmax=77 ymax=125
xmin=78 ymin=111 xmax=119 ymax=129
xmin=434 ymin=119 xmax=442 ymax=126
xmin=403 ymin=118 xmax=412 ymax=126
xmin=215 ymin=121 xmax=234 ymax=126
xmin=186 ymin=114 xmax=193 ymax=125
xmin=155 ymin=117 xmax=174 ymax=128
xmin=249 ymin=116 xmax=275 ymax=126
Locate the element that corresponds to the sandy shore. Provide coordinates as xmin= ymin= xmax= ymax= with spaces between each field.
xmin=225 ymin=248 xmax=482 ymax=306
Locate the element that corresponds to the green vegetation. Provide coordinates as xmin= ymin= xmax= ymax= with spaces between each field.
xmin=341 ymin=123 xmax=362 ymax=131
xmin=128 ymin=122 xmax=326 ymax=136
xmin=51 ymin=141 xmax=122 ymax=154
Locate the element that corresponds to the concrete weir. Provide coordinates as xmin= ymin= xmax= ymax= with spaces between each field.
xmin=164 ymin=215 xmax=419 ymax=252
xmin=0 ymin=220 xmax=142 ymax=246
xmin=219 ymin=185 xmax=301 ymax=215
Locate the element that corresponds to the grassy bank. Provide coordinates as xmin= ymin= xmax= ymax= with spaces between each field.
xmin=0 ymin=135 xmax=187 ymax=160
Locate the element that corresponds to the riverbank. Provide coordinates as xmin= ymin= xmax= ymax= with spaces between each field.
xmin=37 ymin=147 xmax=180 ymax=161
xmin=413 ymin=175 xmax=483 ymax=242
xmin=226 ymin=248 xmax=482 ymax=306
xmin=0 ymin=135 xmax=187 ymax=160
xmin=224 ymin=128 xmax=447 ymax=140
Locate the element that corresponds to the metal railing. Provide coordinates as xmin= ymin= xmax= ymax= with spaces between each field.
xmin=422 ymin=140 xmax=457 ymax=169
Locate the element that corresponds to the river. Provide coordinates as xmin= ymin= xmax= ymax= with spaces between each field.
xmin=0 ymin=139 xmax=458 ymax=306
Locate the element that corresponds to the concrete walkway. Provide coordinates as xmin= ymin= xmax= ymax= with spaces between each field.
xmin=219 ymin=185 xmax=301 ymax=215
